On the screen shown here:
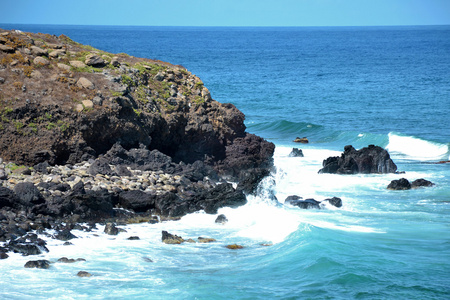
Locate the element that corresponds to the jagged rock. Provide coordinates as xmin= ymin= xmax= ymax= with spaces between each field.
xmin=323 ymin=197 xmax=343 ymax=208
xmin=162 ymin=230 xmax=184 ymax=244
xmin=115 ymin=165 xmax=132 ymax=176
xmin=89 ymin=158 xmax=116 ymax=176
xmin=411 ymin=178 xmax=434 ymax=188
xmin=387 ymin=178 xmax=411 ymax=190
xmin=76 ymin=77 xmax=95 ymax=89
xmin=54 ymin=229 xmax=77 ymax=241
xmin=85 ymin=54 xmax=105 ymax=67
xmin=9 ymin=241 xmax=49 ymax=256
xmin=319 ymin=145 xmax=397 ymax=174
xmin=215 ymin=214 xmax=228 ymax=224
xmin=24 ymin=260 xmax=51 ymax=269
xmin=14 ymin=182 xmax=44 ymax=206
xmin=289 ymin=148 xmax=304 ymax=157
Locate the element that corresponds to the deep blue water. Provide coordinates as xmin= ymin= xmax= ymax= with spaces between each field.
xmin=0 ymin=24 xmax=449 ymax=299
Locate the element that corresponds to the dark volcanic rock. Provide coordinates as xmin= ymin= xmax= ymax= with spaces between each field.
xmin=387 ymin=178 xmax=412 ymax=190
xmin=388 ymin=178 xmax=435 ymax=190
xmin=284 ymin=195 xmax=303 ymax=205
xmin=14 ymin=182 xmax=44 ymax=206
xmin=118 ymin=190 xmax=155 ymax=213
xmin=54 ymin=229 xmax=78 ymax=241
xmin=24 ymin=260 xmax=51 ymax=269
xmin=200 ymin=183 xmax=247 ymax=214
xmin=0 ymin=187 xmax=17 ymax=208
xmin=8 ymin=241 xmax=49 ymax=256
xmin=289 ymin=148 xmax=304 ymax=157
xmin=289 ymin=198 xmax=321 ymax=209
xmin=89 ymin=158 xmax=117 ymax=176
xmin=323 ymin=197 xmax=343 ymax=208
xmin=319 ymin=145 xmax=397 ymax=174
xmin=411 ymin=178 xmax=435 ymax=188
xmin=215 ymin=214 xmax=228 ymax=224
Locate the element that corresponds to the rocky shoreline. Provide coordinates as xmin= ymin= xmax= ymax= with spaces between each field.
xmin=0 ymin=28 xmax=275 ymax=260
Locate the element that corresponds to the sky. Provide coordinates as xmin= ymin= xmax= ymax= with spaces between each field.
xmin=2 ymin=0 xmax=450 ymax=27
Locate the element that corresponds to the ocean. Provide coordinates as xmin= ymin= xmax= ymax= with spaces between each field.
xmin=0 ymin=24 xmax=449 ymax=299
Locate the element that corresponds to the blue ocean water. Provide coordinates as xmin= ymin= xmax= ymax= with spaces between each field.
xmin=0 ymin=24 xmax=449 ymax=299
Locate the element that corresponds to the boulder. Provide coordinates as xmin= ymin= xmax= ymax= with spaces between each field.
xmin=24 ymin=260 xmax=51 ymax=269
xmin=0 ymin=44 xmax=14 ymax=53
xmin=54 ymin=229 xmax=77 ymax=241
xmin=198 ymin=237 xmax=216 ymax=243
xmin=33 ymin=56 xmax=49 ymax=66
xmin=88 ymin=158 xmax=116 ymax=176
xmin=162 ymin=230 xmax=184 ymax=244
xmin=284 ymin=195 xmax=303 ymax=205
xmin=77 ymin=271 xmax=92 ymax=277
xmin=387 ymin=178 xmax=411 ymax=190
xmin=85 ymin=54 xmax=105 ymax=67
xmin=8 ymin=241 xmax=49 ymax=256
xmin=57 ymin=63 xmax=71 ymax=71
xmin=288 ymin=148 xmax=304 ymax=157
xmin=49 ymin=49 xmax=66 ymax=58
xmin=319 ymin=145 xmax=397 ymax=174
xmin=411 ymin=178 xmax=434 ymax=188
xmin=14 ymin=182 xmax=44 ymax=206
xmin=215 ymin=214 xmax=228 ymax=225
xmin=30 ymin=46 xmax=48 ymax=56
xmin=110 ymin=56 xmax=120 ymax=67
xmin=76 ymin=77 xmax=95 ymax=89
xmin=0 ymin=168 xmax=7 ymax=180
xmin=70 ymin=60 xmax=87 ymax=68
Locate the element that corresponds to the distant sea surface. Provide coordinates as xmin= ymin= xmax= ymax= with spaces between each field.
xmin=1 ymin=24 xmax=449 ymax=299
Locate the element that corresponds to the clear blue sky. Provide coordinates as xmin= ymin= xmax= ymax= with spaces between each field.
xmin=2 ymin=0 xmax=449 ymax=26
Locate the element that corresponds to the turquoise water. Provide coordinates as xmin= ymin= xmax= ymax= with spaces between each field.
xmin=0 ymin=25 xmax=449 ymax=299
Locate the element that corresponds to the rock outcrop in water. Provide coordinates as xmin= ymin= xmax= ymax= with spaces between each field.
xmin=0 ymin=29 xmax=275 ymax=254
xmin=387 ymin=178 xmax=434 ymax=190
xmin=318 ymin=145 xmax=397 ymax=174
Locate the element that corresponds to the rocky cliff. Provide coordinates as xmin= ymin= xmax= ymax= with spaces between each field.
xmin=0 ymin=28 xmax=274 ymax=228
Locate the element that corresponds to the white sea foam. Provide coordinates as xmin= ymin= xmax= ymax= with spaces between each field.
xmin=386 ymin=133 xmax=449 ymax=161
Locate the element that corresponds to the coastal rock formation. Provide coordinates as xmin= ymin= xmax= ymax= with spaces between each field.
xmin=319 ymin=145 xmax=397 ymax=174
xmin=0 ymin=28 xmax=275 ymax=247
xmin=0 ymin=29 xmax=274 ymax=195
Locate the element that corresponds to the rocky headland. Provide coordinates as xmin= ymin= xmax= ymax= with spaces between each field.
xmin=0 ymin=29 xmax=274 ymax=258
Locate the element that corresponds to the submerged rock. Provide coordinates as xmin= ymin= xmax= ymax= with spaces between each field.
xmin=293 ymin=137 xmax=309 ymax=143
xmin=77 ymin=271 xmax=92 ymax=277
xmin=411 ymin=178 xmax=434 ymax=188
xmin=161 ymin=230 xmax=184 ymax=244
xmin=226 ymin=244 xmax=244 ymax=249
xmin=24 ymin=260 xmax=51 ymax=269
